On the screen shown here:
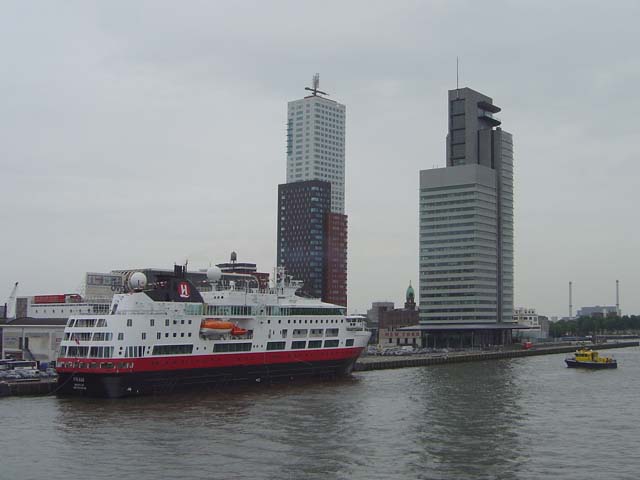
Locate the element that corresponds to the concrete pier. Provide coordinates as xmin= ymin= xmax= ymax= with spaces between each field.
xmin=354 ymin=341 xmax=639 ymax=372
xmin=0 ymin=378 xmax=57 ymax=397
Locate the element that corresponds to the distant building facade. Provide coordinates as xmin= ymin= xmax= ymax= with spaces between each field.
xmin=366 ymin=302 xmax=395 ymax=328
xmin=286 ymin=75 xmax=346 ymax=214
xmin=378 ymin=284 xmax=420 ymax=347
xmin=277 ymin=180 xmax=331 ymax=300
xmin=576 ymin=306 xmax=619 ymax=318
xmin=216 ymin=252 xmax=270 ymax=290
xmin=514 ymin=307 xmax=543 ymax=339
xmin=413 ymin=87 xmax=519 ymax=347
xmin=278 ymin=77 xmax=348 ymax=306
xmin=1 ymin=318 xmax=66 ymax=362
xmin=84 ymin=272 xmax=125 ymax=300
xmin=276 ymin=180 xmax=347 ymax=305
xmin=323 ymin=212 xmax=348 ymax=306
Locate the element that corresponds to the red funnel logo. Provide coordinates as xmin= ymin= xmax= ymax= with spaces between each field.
xmin=178 ymin=282 xmax=191 ymax=299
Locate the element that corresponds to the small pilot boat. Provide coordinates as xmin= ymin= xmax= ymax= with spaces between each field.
xmin=565 ymin=348 xmax=617 ymax=369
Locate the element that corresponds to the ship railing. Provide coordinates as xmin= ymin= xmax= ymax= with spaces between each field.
xmin=115 ymin=309 xmax=173 ymax=315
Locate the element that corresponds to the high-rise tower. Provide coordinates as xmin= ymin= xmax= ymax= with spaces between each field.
xmin=286 ymin=74 xmax=346 ymax=214
xmin=278 ymin=76 xmax=348 ymax=306
xmin=419 ymin=87 xmax=514 ymax=327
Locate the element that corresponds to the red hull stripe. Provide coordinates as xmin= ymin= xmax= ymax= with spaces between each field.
xmin=57 ymin=347 xmax=363 ymax=374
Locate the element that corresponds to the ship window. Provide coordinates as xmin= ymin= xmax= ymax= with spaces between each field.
xmin=213 ymin=343 xmax=252 ymax=353
xmin=118 ymin=333 xmax=124 ymax=340
xmin=188 ymin=333 xmax=192 ymax=337
xmin=324 ymin=340 xmax=339 ymax=348
xmin=142 ymin=332 xmax=146 ymax=340
xmin=292 ymin=341 xmax=306 ymax=349
xmin=188 ymin=320 xmax=192 ymax=325
xmin=180 ymin=333 xmax=185 ymax=337
xmin=181 ymin=320 xmax=184 ymax=325
xmin=165 ymin=333 xmax=169 ymax=338
xmin=68 ymin=346 xmax=89 ymax=357
xmin=93 ymin=333 xmax=113 ymax=342
xmin=89 ymin=346 xmax=114 ymax=358
xmin=150 ymin=319 xmax=155 ymax=327
xmin=157 ymin=332 xmax=161 ymax=340
xmin=152 ymin=344 xmax=194 ymax=355
xmin=266 ymin=341 xmax=286 ymax=351
xmin=346 ymin=339 xmax=354 ymax=347
xmin=173 ymin=333 xmax=177 ymax=337
xmin=308 ymin=340 xmax=322 ymax=349
xmin=127 ymin=319 xmax=132 ymax=327
xmin=165 ymin=319 xmax=170 ymax=326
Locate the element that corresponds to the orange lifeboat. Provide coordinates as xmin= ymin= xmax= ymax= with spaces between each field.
xmin=200 ymin=319 xmax=234 ymax=337
xmin=231 ymin=326 xmax=248 ymax=336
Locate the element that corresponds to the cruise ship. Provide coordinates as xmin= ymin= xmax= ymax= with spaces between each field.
xmin=55 ymin=265 xmax=370 ymax=398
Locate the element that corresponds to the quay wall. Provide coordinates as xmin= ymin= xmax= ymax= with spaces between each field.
xmin=0 ymin=378 xmax=57 ymax=397
xmin=354 ymin=342 xmax=639 ymax=372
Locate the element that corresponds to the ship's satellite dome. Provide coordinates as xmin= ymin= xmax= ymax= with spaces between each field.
xmin=129 ymin=272 xmax=147 ymax=290
xmin=207 ymin=266 xmax=222 ymax=283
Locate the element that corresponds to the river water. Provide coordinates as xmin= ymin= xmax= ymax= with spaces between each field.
xmin=2 ymin=348 xmax=639 ymax=480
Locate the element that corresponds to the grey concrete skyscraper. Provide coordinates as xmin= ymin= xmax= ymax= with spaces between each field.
xmin=419 ymin=87 xmax=514 ymax=331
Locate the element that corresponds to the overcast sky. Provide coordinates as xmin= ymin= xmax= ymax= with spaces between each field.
xmin=1 ymin=1 xmax=639 ymax=317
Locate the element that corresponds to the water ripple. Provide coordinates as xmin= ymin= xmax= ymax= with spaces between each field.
xmin=1 ymin=348 xmax=640 ymax=479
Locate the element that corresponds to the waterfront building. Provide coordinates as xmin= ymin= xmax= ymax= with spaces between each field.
xmin=277 ymin=180 xmax=347 ymax=305
xmin=286 ymin=74 xmax=346 ymax=214
xmin=322 ymin=212 xmax=348 ymax=306
xmin=366 ymin=302 xmax=395 ymax=329
xmin=1 ymin=291 xmax=112 ymax=362
xmin=0 ymin=318 xmax=66 ymax=362
xmin=413 ymin=87 xmax=519 ymax=347
xmin=377 ymin=284 xmax=420 ymax=347
xmin=514 ymin=307 xmax=544 ymax=339
xmin=278 ymin=76 xmax=348 ymax=306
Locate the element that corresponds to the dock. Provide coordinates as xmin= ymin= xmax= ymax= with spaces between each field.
xmin=0 ymin=378 xmax=58 ymax=397
xmin=354 ymin=341 xmax=639 ymax=372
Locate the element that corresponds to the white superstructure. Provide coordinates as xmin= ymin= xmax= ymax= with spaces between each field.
xmin=55 ymin=266 xmax=370 ymax=397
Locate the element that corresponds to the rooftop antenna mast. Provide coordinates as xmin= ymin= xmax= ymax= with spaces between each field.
xmin=569 ymin=281 xmax=573 ymax=319
xmin=456 ymin=56 xmax=460 ymax=99
xmin=305 ymin=73 xmax=329 ymax=97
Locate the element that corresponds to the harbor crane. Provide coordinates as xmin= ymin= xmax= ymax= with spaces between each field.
xmin=4 ymin=282 xmax=18 ymax=319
